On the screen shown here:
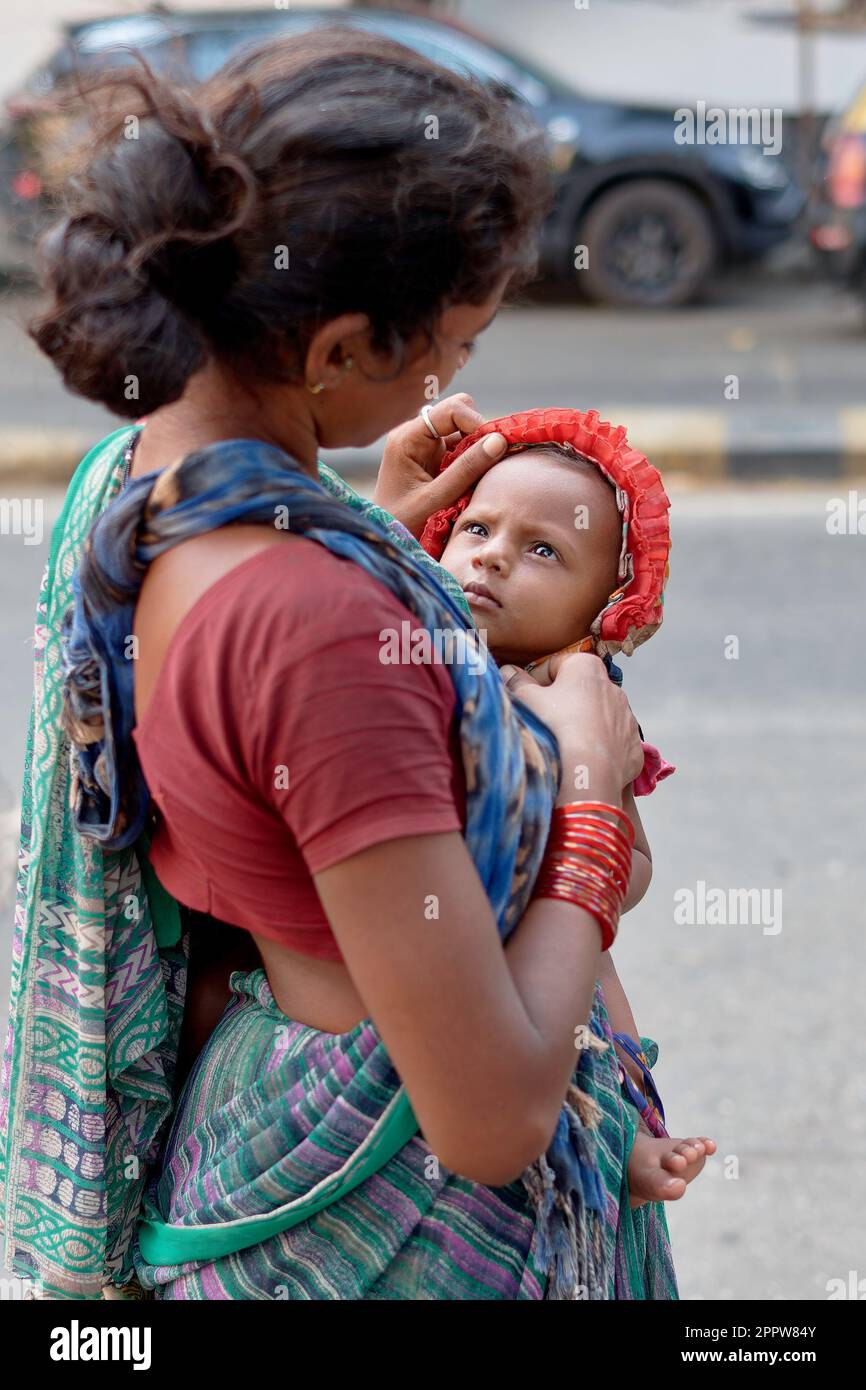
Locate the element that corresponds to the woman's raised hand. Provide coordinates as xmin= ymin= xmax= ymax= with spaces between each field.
xmin=500 ymin=652 xmax=644 ymax=805
xmin=373 ymin=392 xmax=507 ymax=537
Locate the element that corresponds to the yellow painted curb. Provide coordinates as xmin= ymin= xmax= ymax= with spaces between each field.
xmin=0 ymin=431 xmax=97 ymax=484
xmin=839 ymin=409 xmax=866 ymax=478
xmin=596 ymin=407 xmax=728 ymax=481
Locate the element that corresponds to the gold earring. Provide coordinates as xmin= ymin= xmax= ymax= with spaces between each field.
xmin=306 ymin=357 xmax=353 ymax=394
xmin=308 ymin=355 xmax=353 ymax=394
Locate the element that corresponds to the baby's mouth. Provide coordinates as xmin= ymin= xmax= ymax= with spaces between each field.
xmin=463 ymin=580 xmax=502 ymax=613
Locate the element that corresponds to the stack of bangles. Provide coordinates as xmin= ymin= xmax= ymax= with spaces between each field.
xmin=531 ymin=801 xmax=634 ymax=951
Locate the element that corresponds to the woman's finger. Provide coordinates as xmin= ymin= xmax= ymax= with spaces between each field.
xmin=500 ymin=663 xmax=538 ymax=695
xmin=422 ymin=393 xmax=483 ymax=441
xmin=547 ymin=649 xmax=605 ymax=682
xmin=425 ymin=432 xmax=508 ymax=511
xmin=381 ymin=395 xmax=483 ymax=487
xmin=525 ymin=655 xmax=555 ymax=686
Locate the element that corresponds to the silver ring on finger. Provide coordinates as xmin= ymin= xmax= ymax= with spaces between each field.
xmin=420 ymin=404 xmax=442 ymax=440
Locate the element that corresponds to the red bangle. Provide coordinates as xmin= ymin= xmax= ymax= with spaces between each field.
xmin=532 ymin=801 xmax=633 ymax=951
xmin=554 ymin=832 xmax=632 ymax=885
xmin=551 ymin=801 xmax=634 ymax=841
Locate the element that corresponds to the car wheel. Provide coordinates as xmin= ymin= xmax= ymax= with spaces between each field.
xmin=576 ymin=179 xmax=718 ymax=308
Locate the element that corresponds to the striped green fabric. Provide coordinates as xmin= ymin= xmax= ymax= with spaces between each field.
xmin=131 ymin=967 xmax=675 ymax=1300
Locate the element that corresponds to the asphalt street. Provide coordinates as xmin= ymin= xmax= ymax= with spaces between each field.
xmin=2 ymin=264 xmax=866 ymax=479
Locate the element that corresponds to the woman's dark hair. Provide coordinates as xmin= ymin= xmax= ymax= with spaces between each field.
xmin=30 ymin=26 xmax=552 ymax=417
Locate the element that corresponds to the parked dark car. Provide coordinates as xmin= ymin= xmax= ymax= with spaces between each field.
xmin=0 ymin=4 xmax=804 ymax=307
xmin=810 ymin=79 xmax=866 ymax=301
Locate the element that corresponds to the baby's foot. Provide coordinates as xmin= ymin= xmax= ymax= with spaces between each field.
xmin=627 ymin=1130 xmax=716 ymax=1208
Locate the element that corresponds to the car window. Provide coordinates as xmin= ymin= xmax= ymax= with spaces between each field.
xmin=337 ymin=15 xmax=550 ymax=106
xmin=184 ymin=29 xmax=253 ymax=81
xmin=183 ymin=17 xmax=333 ymax=82
xmin=184 ymin=24 xmax=288 ymax=82
xmin=45 ymin=13 xmax=555 ymax=104
xmin=53 ymin=32 xmax=188 ymax=85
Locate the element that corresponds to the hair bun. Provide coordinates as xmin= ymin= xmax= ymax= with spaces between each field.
xmin=31 ymin=208 xmax=207 ymax=418
xmin=30 ymin=106 xmax=256 ymax=417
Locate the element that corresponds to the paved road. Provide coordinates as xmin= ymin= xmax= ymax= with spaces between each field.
xmin=1 ymin=266 xmax=865 ymax=479
xmin=472 ymin=268 xmax=866 ymax=415
xmin=1 ymin=477 xmax=863 ymax=1300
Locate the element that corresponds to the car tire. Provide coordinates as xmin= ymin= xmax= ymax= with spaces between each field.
xmin=576 ymin=179 xmax=718 ymax=308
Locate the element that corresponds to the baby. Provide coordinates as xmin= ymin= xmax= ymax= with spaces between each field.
xmin=419 ymin=407 xmax=714 ymax=1207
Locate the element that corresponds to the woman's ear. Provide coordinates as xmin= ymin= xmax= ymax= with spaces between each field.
xmin=303 ymin=312 xmax=371 ymax=390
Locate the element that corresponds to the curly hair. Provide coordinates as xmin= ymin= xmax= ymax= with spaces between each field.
xmin=30 ymin=25 xmax=552 ymax=417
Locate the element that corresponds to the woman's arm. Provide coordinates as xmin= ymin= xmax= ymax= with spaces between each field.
xmin=313 ymin=658 xmax=641 ymax=1190
xmin=315 ymin=820 xmax=612 ymax=1189
xmin=268 ymin=601 xmax=642 ymax=1188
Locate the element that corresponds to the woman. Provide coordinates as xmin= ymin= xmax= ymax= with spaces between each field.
xmin=0 ymin=28 xmax=679 ymax=1300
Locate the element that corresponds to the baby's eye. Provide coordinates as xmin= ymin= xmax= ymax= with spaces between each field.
xmin=529 ymin=541 xmax=558 ymax=559
xmin=463 ymin=521 xmax=488 ymax=537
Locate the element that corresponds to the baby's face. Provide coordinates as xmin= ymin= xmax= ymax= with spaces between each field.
xmin=439 ymin=449 xmax=623 ymax=666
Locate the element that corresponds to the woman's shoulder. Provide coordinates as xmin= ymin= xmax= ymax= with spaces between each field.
xmin=174 ymin=526 xmax=421 ymax=634
xmin=135 ymin=523 xmax=455 ymax=711
xmin=139 ymin=524 xmax=400 ymax=628
xmin=206 ymin=530 xmax=453 ymax=673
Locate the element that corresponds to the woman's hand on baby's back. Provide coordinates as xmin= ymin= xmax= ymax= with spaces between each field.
xmin=501 ymin=652 xmax=644 ymax=804
xmin=374 ymin=392 xmax=508 ymax=537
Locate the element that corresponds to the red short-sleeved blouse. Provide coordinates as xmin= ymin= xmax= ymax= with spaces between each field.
xmin=132 ymin=538 xmax=467 ymax=962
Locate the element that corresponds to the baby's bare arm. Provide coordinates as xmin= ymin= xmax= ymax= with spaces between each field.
xmin=597 ymin=952 xmax=648 ymax=1097
xmin=599 ymin=787 xmax=653 ymax=1093
xmin=622 ymin=784 xmax=652 ymax=912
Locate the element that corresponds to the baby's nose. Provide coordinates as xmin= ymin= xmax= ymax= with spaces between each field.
xmin=474 ymin=544 xmax=507 ymax=573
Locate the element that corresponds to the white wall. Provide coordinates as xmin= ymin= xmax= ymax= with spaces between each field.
xmin=459 ymin=0 xmax=866 ymax=115
xmin=2 ymin=1 xmax=863 ymax=115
